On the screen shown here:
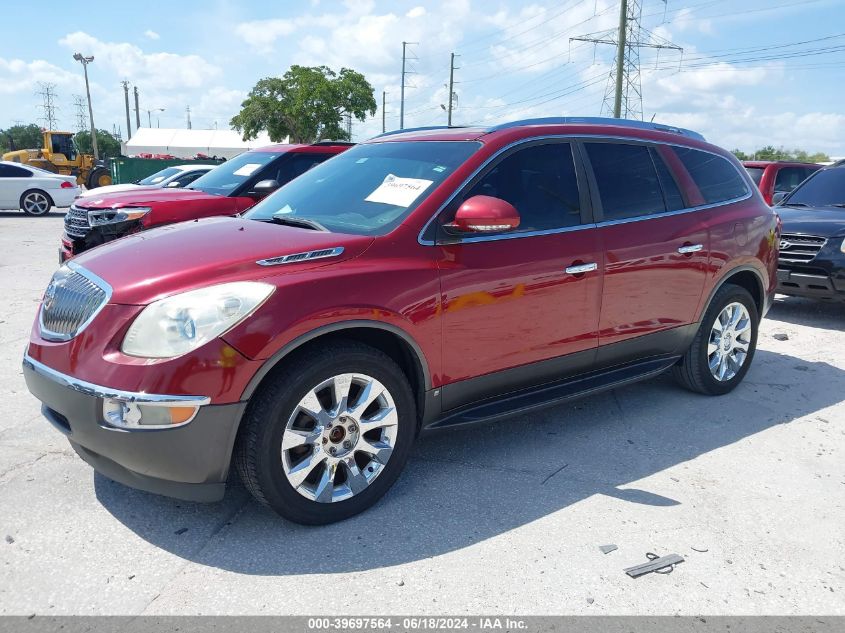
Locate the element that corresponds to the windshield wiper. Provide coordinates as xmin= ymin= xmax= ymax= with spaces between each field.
xmin=269 ymin=214 xmax=328 ymax=232
xmin=830 ymin=203 xmax=845 ymax=208
xmin=781 ymin=202 xmax=810 ymax=207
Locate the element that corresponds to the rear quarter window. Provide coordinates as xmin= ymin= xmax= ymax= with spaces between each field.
xmin=673 ymin=147 xmax=749 ymax=204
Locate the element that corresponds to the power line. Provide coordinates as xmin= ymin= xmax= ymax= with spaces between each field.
xmin=400 ymin=41 xmax=419 ymax=129
xmin=72 ymin=95 xmax=87 ymax=132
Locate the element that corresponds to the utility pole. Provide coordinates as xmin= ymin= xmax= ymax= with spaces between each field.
xmin=613 ymin=0 xmax=628 ymax=119
xmin=72 ymin=95 xmax=87 ymax=133
xmin=35 ymin=82 xmax=59 ymax=130
xmin=186 ymin=105 xmax=192 ymax=130
xmin=146 ymin=108 xmax=165 ymax=128
xmin=399 ymin=41 xmax=418 ymax=130
xmin=447 ymin=52 xmax=459 ymax=126
xmin=571 ymin=0 xmax=682 ymax=120
xmin=72 ymin=53 xmax=98 ymax=159
xmin=382 ymin=90 xmax=387 ymax=133
xmin=121 ymin=81 xmax=132 ymax=139
xmin=133 ymin=86 xmax=141 ymax=129
xmin=346 ymin=111 xmax=352 ymax=140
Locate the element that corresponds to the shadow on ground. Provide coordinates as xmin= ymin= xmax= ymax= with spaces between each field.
xmin=766 ymin=295 xmax=844 ymax=332
xmin=94 ymin=348 xmax=844 ymax=575
xmin=0 ymin=209 xmax=66 ymax=219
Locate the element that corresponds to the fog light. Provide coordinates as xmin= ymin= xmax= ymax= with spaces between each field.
xmin=103 ymin=400 xmax=201 ymax=429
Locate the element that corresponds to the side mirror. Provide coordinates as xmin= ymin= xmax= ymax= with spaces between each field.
xmin=772 ymin=191 xmax=788 ymax=206
xmin=446 ymin=195 xmax=520 ymax=234
xmin=251 ymin=179 xmax=280 ymax=197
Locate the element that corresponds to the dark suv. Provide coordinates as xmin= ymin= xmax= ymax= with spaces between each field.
xmin=61 ymin=142 xmax=352 ymax=261
xmin=775 ymin=163 xmax=845 ymax=301
xmin=23 ymin=117 xmax=778 ymax=524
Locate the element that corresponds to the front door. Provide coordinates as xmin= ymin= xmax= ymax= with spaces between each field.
xmin=433 ymin=140 xmax=603 ymax=410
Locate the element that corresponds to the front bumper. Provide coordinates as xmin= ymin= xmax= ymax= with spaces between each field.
xmin=23 ymin=354 xmax=246 ymax=502
xmin=61 ymin=218 xmax=144 ymax=259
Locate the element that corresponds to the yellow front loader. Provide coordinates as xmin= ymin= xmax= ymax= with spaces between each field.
xmin=2 ymin=130 xmax=112 ymax=189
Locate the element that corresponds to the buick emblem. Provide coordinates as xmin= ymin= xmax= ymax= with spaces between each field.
xmin=779 ymin=239 xmax=791 ymax=250
xmin=43 ymin=282 xmax=58 ymax=312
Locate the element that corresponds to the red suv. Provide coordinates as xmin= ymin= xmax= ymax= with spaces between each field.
xmin=61 ymin=142 xmax=352 ymax=262
xmin=742 ymin=160 xmax=821 ymax=205
xmin=24 ymin=118 xmax=778 ymax=524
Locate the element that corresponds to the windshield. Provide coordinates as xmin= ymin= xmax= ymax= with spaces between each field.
xmin=244 ymin=141 xmax=481 ymax=235
xmin=189 ymin=151 xmax=277 ymax=196
xmin=138 ymin=167 xmax=181 ymax=186
xmin=784 ymin=168 xmax=845 ymax=207
xmin=745 ymin=167 xmax=764 ymax=186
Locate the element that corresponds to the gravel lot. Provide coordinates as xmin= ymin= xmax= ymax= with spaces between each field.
xmin=0 ymin=210 xmax=843 ymax=615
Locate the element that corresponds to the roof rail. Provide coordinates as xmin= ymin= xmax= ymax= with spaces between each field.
xmin=311 ymin=140 xmax=356 ymax=146
xmin=373 ymin=126 xmax=461 ymax=139
xmin=486 ymin=117 xmax=706 ymax=141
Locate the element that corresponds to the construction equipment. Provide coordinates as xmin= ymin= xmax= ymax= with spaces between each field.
xmin=2 ymin=129 xmax=112 ymax=189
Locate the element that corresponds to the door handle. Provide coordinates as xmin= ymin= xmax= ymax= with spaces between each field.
xmin=565 ymin=262 xmax=598 ymax=275
xmin=677 ymin=244 xmax=704 ymax=254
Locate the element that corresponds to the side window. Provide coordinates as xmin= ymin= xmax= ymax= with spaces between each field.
xmin=274 ymin=154 xmax=327 ymax=184
xmin=172 ymin=171 xmax=204 ymax=187
xmin=774 ymin=167 xmax=807 ymax=193
xmin=0 ymin=164 xmax=31 ymax=178
xmin=649 ymin=147 xmax=685 ymax=211
xmin=585 ymin=142 xmax=665 ymax=220
xmin=455 ymin=142 xmax=583 ymax=233
xmin=672 ymin=147 xmax=748 ymax=204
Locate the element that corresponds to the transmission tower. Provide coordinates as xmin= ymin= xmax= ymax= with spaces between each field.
xmin=35 ymin=82 xmax=60 ymax=130
xmin=72 ymin=95 xmax=87 ymax=132
xmin=571 ymin=0 xmax=682 ymax=120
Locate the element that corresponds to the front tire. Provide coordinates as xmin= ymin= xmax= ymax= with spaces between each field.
xmin=673 ymin=284 xmax=759 ymax=395
xmin=234 ymin=341 xmax=416 ymax=524
xmin=87 ymin=167 xmax=112 ymax=189
xmin=20 ymin=190 xmax=53 ymax=216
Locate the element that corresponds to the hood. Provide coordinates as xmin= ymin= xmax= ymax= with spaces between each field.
xmin=73 ymin=216 xmax=374 ymax=305
xmin=74 ymin=186 xmax=221 ymax=208
xmin=776 ymin=205 xmax=845 ymax=238
xmin=76 ymin=183 xmax=142 ymax=199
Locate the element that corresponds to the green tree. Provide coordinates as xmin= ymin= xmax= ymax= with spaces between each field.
xmin=231 ymin=65 xmax=376 ymax=143
xmin=74 ymin=129 xmax=122 ymax=158
xmin=0 ymin=123 xmax=44 ymax=154
xmin=731 ymin=149 xmax=750 ymax=161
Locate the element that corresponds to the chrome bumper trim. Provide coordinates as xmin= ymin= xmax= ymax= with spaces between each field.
xmin=22 ymin=353 xmax=211 ymax=407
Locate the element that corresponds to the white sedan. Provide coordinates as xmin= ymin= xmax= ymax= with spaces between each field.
xmin=75 ymin=164 xmax=215 ymax=199
xmin=0 ymin=161 xmax=79 ymax=215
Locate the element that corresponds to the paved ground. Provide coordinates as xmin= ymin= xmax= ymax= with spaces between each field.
xmin=0 ymin=210 xmax=843 ymax=615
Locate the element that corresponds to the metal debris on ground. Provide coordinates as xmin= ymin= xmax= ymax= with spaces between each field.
xmin=624 ymin=552 xmax=685 ymax=578
xmin=773 ymin=332 xmax=790 ymax=341
xmin=691 ymin=546 xmax=709 ymax=552
xmin=599 ymin=544 xmax=618 ymax=554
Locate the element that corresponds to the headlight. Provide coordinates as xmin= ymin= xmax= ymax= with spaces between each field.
xmin=841 ymin=238 xmax=845 ymax=255
xmin=88 ymin=206 xmax=151 ymax=226
xmin=121 ymin=282 xmax=274 ymax=358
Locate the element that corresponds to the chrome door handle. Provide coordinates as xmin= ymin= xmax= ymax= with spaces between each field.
xmin=565 ymin=262 xmax=598 ymax=275
xmin=677 ymin=244 xmax=704 ymax=254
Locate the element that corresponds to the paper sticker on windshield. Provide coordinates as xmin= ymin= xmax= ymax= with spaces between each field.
xmin=233 ymin=163 xmax=263 ymax=177
xmin=365 ymin=174 xmax=433 ymax=207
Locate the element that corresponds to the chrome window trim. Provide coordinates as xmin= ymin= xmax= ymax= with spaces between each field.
xmin=22 ymin=353 xmax=211 ymax=407
xmin=38 ymin=261 xmax=113 ymax=342
xmin=417 ymin=133 xmax=752 ymax=246
xmin=256 ymin=246 xmax=345 ymax=267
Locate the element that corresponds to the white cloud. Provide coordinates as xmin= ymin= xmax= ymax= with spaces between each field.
xmin=144 ymin=30 xmax=160 ymax=40
xmin=0 ymin=57 xmax=80 ymax=95
xmin=59 ymin=31 xmax=220 ymax=91
xmin=406 ymin=6 xmax=426 ymax=18
xmin=233 ymin=19 xmax=296 ymax=55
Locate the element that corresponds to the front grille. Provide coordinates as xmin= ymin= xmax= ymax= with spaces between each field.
xmin=779 ymin=233 xmax=826 ymax=264
xmin=39 ymin=266 xmax=110 ymax=341
xmin=64 ymin=205 xmax=91 ymax=239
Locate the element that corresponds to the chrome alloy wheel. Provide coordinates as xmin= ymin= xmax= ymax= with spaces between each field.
xmin=281 ymin=373 xmax=398 ymax=503
xmin=708 ymin=302 xmax=752 ymax=382
xmin=22 ymin=191 xmax=50 ymax=215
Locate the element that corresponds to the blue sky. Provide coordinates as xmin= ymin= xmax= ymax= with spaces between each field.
xmin=1 ymin=0 xmax=843 ymax=154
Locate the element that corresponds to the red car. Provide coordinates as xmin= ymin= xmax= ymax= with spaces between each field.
xmin=61 ymin=141 xmax=352 ymax=262
xmin=742 ymin=160 xmax=821 ymax=205
xmin=24 ymin=118 xmax=778 ymax=524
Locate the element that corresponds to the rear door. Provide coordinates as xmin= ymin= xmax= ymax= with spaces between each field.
xmin=583 ymin=140 xmax=710 ymax=359
xmin=434 ymin=140 xmax=603 ymax=409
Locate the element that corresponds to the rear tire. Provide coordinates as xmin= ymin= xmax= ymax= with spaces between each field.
xmin=20 ymin=190 xmax=53 ymax=216
xmin=673 ymin=284 xmax=759 ymax=395
xmin=234 ymin=341 xmax=416 ymax=524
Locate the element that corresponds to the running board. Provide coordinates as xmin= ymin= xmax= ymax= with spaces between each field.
xmin=424 ymin=355 xmax=679 ymax=431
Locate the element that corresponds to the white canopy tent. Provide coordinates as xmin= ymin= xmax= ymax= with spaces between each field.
xmin=122 ymin=128 xmax=278 ymax=159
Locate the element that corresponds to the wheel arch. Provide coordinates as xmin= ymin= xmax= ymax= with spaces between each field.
xmin=240 ymin=320 xmax=431 ymax=416
xmin=701 ymin=265 xmax=765 ymax=320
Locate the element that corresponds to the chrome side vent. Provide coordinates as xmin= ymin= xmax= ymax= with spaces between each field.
xmin=257 ymin=246 xmax=345 ymax=267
